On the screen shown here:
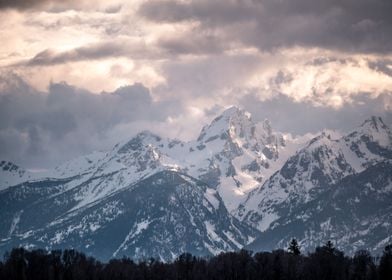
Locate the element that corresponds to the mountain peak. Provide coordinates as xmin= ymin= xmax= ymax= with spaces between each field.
xmin=135 ymin=130 xmax=162 ymax=141
xmin=353 ymin=116 xmax=392 ymax=149
xmin=117 ymin=131 xmax=162 ymax=154
xmin=305 ymin=131 xmax=334 ymax=149
xmin=210 ymin=106 xmax=253 ymax=127
xmin=197 ymin=106 xmax=254 ymax=142
xmin=360 ymin=116 xmax=389 ymax=132
xmin=220 ymin=106 xmax=251 ymax=119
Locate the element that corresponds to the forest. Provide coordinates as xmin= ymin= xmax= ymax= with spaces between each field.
xmin=0 ymin=240 xmax=391 ymax=280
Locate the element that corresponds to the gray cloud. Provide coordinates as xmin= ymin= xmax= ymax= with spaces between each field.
xmin=29 ymin=45 xmax=124 ymax=65
xmin=0 ymin=0 xmax=82 ymax=11
xmin=2 ymin=0 xmax=390 ymax=171
xmin=0 ymin=0 xmax=51 ymax=10
xmin=21 ymin=41 xmax=154 ymax=66
xmin=0 ymin=74 xmax=181 ymax=168
xmin=0 ymin=0 xmax=107 ymax=12
xmin=18 ymin=34 xmax=223 ymax=67
xmin=104 ymin=4 xmax=122 ymax=14
xmin=0 ymin=72 xmax=390 ymax=169
xmin=239 ymin=92 xmax=392 ymax=135
xmin=368 ymin=59 xmax=392 ymax=77
xmin=139 ymin=0 xmax=392 ymax=54
xmin=157 ymin=53 xmax=262 ymax=98
xmin=158 ymin=29 xmax=227 ymax=55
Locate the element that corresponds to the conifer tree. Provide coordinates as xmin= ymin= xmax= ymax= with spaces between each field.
xmin=324 ymin=240 xmax=335 ymax=254
xmin=288 ymin=238 xmax=301 ymax=256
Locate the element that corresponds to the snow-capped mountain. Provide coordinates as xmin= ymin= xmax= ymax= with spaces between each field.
xmin=172 ymin=106 xmax=298 ymax=211
xmin=238 ymin=116 xmax=391 ymax=231
xmin=0 ymin=107 xmax=391 ymax=259
xmin=241 ymin=116 xmax=392 ymax=254
xmin=0 ymin=107 xmax=289 ymax=260
xmin=0 ymin=170 xmax=256 ymax=261
xmin=245 ymin=160 xmax=392 ymax=255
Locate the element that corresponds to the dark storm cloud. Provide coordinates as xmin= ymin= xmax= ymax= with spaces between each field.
xmin=23 ymin=41 xmax=152 ymax=66
xmin=239 ymin=92 xmax=392 ymax=135
xmin=28 ymin=45 xmax=125 ymax=66
xmin=0 ymin=0 xmax=80 ymax=11
xmin=0 ymin=73 xmax=181 ymax=168
xmin=21 ymin=33 xmax=227 ymax=68
xmin=139 ymin=0 xmax=392 ymax=54
xmin=0 ymin=0 xmax=50 ymax=10
xmin=158 ymin=30 xmax=226 ymax=55
xmin=139 ymin=0 xmax=254 ymax=24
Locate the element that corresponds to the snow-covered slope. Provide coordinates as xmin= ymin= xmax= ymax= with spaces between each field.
xmin=1 ymin=107 xmax=304 ymax=213
xmin=158 ymin=107 xmax=305 ymax=211
xmin=0 ymin=170 xmax=257 ymax=261
xmin=238 ymin=116 xmax=392 ymax=232
xmin=246 ymin=160 xmax=392 ymax=255
xmin=0 ymin=109 xmax=390 ymax=259
xmin=1 ymin=107 xmax=283 ymax=260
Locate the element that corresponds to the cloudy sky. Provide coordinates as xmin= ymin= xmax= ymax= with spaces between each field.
xmin=0 ymin=0 xmax=391 ymax=169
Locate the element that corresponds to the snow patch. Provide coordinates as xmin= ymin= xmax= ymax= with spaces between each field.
xmin=113 ymin=219 xmax=152 ymax=257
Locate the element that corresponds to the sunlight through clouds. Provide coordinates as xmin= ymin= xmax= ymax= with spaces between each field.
xmin=0 ymin=0 xmax=391 ymax=167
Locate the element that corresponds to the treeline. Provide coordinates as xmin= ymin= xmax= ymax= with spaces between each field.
xmin=0 ymin=241 xmax=392 ymax=280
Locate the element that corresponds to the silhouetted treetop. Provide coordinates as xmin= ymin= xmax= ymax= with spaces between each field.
xmin=0 ymin=243 xmax=391 ymax=280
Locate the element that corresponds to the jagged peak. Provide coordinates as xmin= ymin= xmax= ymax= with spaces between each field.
xmin=219 ymin=106 xmax=251 ymax=119
xmin=209 ymin=106 xmax=252 ymax=126
xmin=197 ymin=106 xmax=254 ymax=142
xmin=344 ymin=116 xmax=391 ymax=147
xmin=134 ymin=130 xmax=162 ymax=141
xmin=205 ymin=106 xmax=252 ymax=130
xmin=360 ymin=116 xmax=389 ymax=132
xmin=117 ymin=131 xmax=162 ymax=154
xmin=305 ymin=131 xmax=336 ymax=150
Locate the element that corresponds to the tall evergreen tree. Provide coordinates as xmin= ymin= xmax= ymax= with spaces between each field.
xmin=288 ymin=239 xmax=301 ymax=256
xmin=324 ymin=240 xmax=335 ymax=254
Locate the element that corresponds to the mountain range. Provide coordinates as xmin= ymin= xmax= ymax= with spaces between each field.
xmin=0 ymin=107 xmax=391 ymax=260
